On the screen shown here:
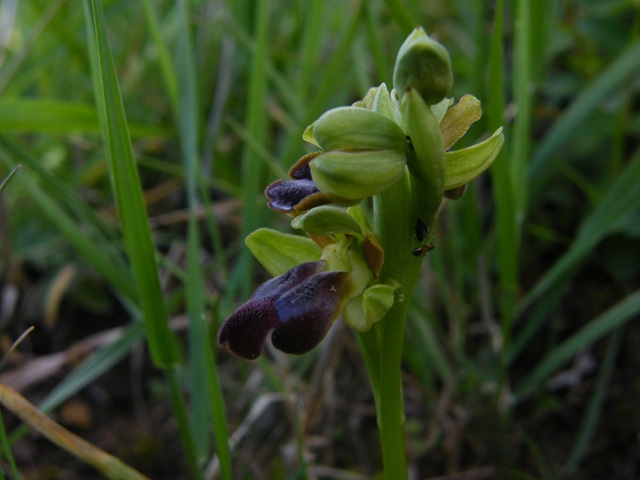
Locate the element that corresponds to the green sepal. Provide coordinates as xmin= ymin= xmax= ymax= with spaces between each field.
xmin=347 ymin=205 xmax=373 ymax=232
xmin=342 ymin=282 xmax=398 ymax=332
xmin=359 ymin=86 xmax=379 ymax=109
xmin=444 ymin=127 xmax=504 ymax=190
xmin=246 ymin=227 xmax=322 ymax=277
xmin=310 ymin=149 xmax=407 ymax=206
xmin=372 ymin=83 xmax=403 ymax=127
xmin=401 ymin=88 xmax=446 ymax=221
xmin=393 ymin=27 xmax=453 ymax=105
xmin=363 ymin=283 xmax=397 ymax=325
xmin=431 ymin=97 xmax=453 ymax=124
xmin=312 ymin=106 xmax=408 ymax=152
xmin=302 ymin=122 xmax=320 ymax=148
xmin=291 ymin=205 xmax=364 ymax=239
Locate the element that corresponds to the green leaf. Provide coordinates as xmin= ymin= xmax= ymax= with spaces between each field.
xmin=0 ymin=98 xmax=170 ymax=137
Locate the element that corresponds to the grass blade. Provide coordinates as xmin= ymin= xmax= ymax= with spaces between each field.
xmin=83 ymin=0 xmax=179 ymax=368
xmin=562 ymin=328 xmax=623 ymax=474
xmin=513 ymin=289 xmax=640 ymax=400
xmin=515 ymin=148 xmax=640 ymax=318
xmin=529 ymin=41 xmax=640 ymax=192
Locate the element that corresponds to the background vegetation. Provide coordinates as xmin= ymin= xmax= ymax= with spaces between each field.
xmin=0 ymin=0 xmax=639 ymax=478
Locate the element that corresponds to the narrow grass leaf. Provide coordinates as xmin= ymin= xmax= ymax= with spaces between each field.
xmin=84 ymin=0 xmax=179 ymax=367
xmin=235 ymin=0 xmax=271 ymax=299
xmin=563 ymin=328 xmax=623 ymax=474
xmin=40 ymin=322 xmax=145 ymax=413
xmin=141 ymin=0 xmax=179 ymax=113
xmin=529 ymin=41 xmax=640 ymax=191
xmin=487 ymin=0 xmax=520 ymax=328
xmin=0 ymin=164 xmax=20 ymax=192
xmin=0 ymin=151 xmax=135 ymax=302
xmin=0 ymin=408 xmax=19 ymax=480
xmin=0 ymin=98 xmax=170 ymax=137
xmin=513 ymin=289 xmax=640 ymax=401
xmin=515 ymin=149 xmax=640 ymax=316
xmin=0 ymin=134 xmax=128 ymax=271
xmin=174 ymin=0 xmax=211 ymax=465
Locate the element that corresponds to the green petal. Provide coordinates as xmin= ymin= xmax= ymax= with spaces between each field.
xmin=342 ymin=282 xmax=398 ymax=332
xmin=291 ymin=205 xmax=364 ymax=239
xmin=440 ymin=94 xmax=482 ymax=150
xmin=363 ymin=283 xmax=397 ymax=325
xmin=444 ymin=127 xmax=504 ymax=190
xmin=302 ymin=122 xmax=320 ymax=148
xmin=246 ymin=228 xmax=322 ymax=277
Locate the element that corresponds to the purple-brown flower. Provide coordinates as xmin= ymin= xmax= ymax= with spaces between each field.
xmin=265 ymin=152 xmax=330 ymax=214
xmin=217 ymin=261 xmax=352 ymax=360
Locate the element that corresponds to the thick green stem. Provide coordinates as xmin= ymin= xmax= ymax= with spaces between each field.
xmin=358 ymin=171 xmax=423 ymax=478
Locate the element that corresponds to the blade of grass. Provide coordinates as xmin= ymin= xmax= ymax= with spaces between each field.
xmin=0 ymin=150 xmax=135 ymax=302
xmin=0 ymin=408 xmax=19 ymax=480
xmin=514 ymin=148 xmax=640 ymax=320
xmin=529 ymin=41 xmax=640 ymax=192
xmin=0 ymin=134 xmax=128 ymax=271
xmin=83 ymin=0 xmax=178 ymax=368
xmin=504 ymin=0 xmax=537 ymax=339
xmin=0 ymin=382 xmax=149 ymax=480
xmin=175 ymin=0 xmax=210 ymax=463
xmin=562 ymin=327 xmax=623 ymax=475
xmin=234 ymin=0 xmax=271 ymax=300
xmin=0 ymin=98 xmax=171 ymax=136
xmin=0 ymin=164 xmax=20 ymax=192
xmin=381 ymin=0 xmax=415 ymax=35
xmin=140 ymin=0 xmax=179 ymax=113
xmin=6 ymin=321 xmax=146 ymax=452
xmin=513 ymin=289 xmax=640 ymax=401
xmin=487 ymin=0 xmax=519 ymax=328
xmin=83 ymin=3 xmax=203 ymax=478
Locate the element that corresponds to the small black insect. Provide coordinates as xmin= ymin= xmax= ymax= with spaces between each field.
xmin=412 ymin=242 xmax=435 ymax=257
xmin=414 ymin=218 xmax=429 ymax=243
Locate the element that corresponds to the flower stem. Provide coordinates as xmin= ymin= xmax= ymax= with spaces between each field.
xmin=359 ymin=171 xmax=423 ymax=478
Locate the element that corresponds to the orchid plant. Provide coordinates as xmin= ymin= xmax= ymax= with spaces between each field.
xmin=218 ymin=27 xmax=504 ymax=477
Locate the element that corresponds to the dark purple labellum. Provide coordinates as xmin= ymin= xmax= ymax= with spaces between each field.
xmin=217 ymin=261 xmax=351 ymax=360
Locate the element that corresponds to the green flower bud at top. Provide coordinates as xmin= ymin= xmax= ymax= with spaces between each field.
xmin=393 ymin=27 xmax=453 ymax=105
xmin=311 ymin=106 xmax=407 ymax=152
xmin=310 ymin=149 xmax=407 ymax=206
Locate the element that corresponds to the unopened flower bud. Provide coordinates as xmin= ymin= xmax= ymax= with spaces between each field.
xmin=393 ymin=27 xmax=453 ymax=105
